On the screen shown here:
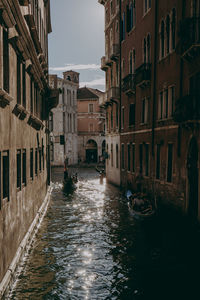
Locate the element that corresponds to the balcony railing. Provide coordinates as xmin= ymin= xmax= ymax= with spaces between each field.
xmin=173 ymin=95 xmax=200 ymax=123
xmin=135 ymin=63 xmax=151 ymax=88
xmin=179 ymin=17 xmax=200 ymax=61
xmin=122 ymin=74 xmax=136 ymax=95
xmin=110 ymin=44 xmax=120 ymax=61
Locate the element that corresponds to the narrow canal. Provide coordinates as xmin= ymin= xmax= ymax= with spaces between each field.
xmin=9 ymin=168 xmax=200 ymax=300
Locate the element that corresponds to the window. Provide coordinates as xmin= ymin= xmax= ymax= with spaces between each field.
xmin=144 ymin=0 xmax=151 ymax=14
xmin=127 ymin=144 xmax=131 ymax=171
xmin=129 ymin=51 xmax=133 ymax=74
xmin=116 ymin=144 xmax=119 ymax=168
xmin=164 ymin=89 xmax=168 ymax=118
xmin=166 ymin=15 xmax=170 ymax=55
xmin=3 ymin=151 xmax=9 ymax=199
xmin=22 ymin=149 xmax=26 ymax=186
xmin=35 ymin=149 xmax=38 ymax=176
xmin=129 ymin=103 xmax=135 ymax=126
xmin=111 ymin=144 xmax=113 ymax=167
xmin=167 ymin=144 xmax=173 ymax=182
xmin=49 ymin=112 xmax=53 ymax=131
xmin=141 ymin=98 xmax=148 ymax=124
xmin=121 ymin=144 xmax=125 ymax=169
xmin=60 ymin=135 xmax=65 ymax=145
xmin=116 ymin=103 xmax=119 ymax=128
xmin=122 ymin=106 xmax=125 ymax=129
xmin=30 ymin=77 xmax=33 ymax=113
xmin=158 ymin=91 xmax=163 ymax=119
xmin=89 ymin=103 xmax=94 ymax=113
xmin=143 ymin=38 xmax=147 ymax=63
xmin=3 ymin=27 xmax=9 ymax=93
xmin=17 ymin=150 xmax=21 ymax=190
xmin=169 ymin=86 xmax=175 ymax=116
xmin=30 ymin=148 xmax=33 ymax=180
xmin=17 ymin=55 xmax=21 ymax=104
xmin=121 ymin=12 xmax=125 ymax=41
xmin=156 ymin=144 xmax=161 ymax=179
xmin=171 ymin=8 xmax=176 ymax=50
xmin=133 ymin=49 xmax=136 ymax=72
xmin=161 ymin=20 xmax=165 ymax=58
xmin=147 ymin=34 xmax=151 ymax=63
xmin=132 ymin=144 xmax=135 ymax=172
xmin=139 ymin=144 xmax=143 ymax=174
xmin=39 ymin=148 xmax=42 ymax=172
xmin=145 ymin=144 xmax=149 ymax=176
xmin=22 ymin=62 xmax=26 ymax=108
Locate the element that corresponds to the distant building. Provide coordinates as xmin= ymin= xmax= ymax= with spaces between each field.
xmin=77 ymin=87 xmax=106 ymax=164
xmin=0 ymin=0 xmax=58 ymax=295
xmin=49 ymin=71 xmax=79 ymax=166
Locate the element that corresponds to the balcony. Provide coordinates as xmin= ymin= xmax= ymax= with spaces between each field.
xmin=101 ymin=56 xmax=108 ymax=71
xmin=0 ymin=88 xmax=13 ymax=108
xmin=110 ymin=44 xmax=120 ymax=61
xmin=122 ymin=74 xmax=136 ymax=95
xmin=107 ymin=87 xmax=120 ymax=103
xmin=179 ymin=17 xmax=200 ymax=61
xmin=135 ymin=63 xmax=151 ymax=88
xmin=173 ymin=95 xmax=200 ymax=123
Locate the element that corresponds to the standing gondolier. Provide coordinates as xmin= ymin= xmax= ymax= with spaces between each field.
xmin=64 ymin=157 xmax=69 ymax=180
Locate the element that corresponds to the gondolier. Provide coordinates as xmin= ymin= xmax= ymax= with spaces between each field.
xmin=64 ymin=157 xmax=69 ymax=180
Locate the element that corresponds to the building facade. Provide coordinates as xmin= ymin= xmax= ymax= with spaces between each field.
xmin=99 ymin=0 xmax=200 ymax=219
xmin=99 ymin=0 xmax=121 ymax=186
xmin=49 ymin=71 xmax=79 ymax=166
xmin=77 ymin=87 xmax=106 ymax=164
xmin=0 ymin=0 xmax=58 ymax=294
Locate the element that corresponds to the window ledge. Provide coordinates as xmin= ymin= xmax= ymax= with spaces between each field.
xmin=0 ymin=89 xmax=13 ymax=108
xmin=12 ymin=104 xmax=28 ymax=120
xmin=27 ymin=114 xmax=44 ymax=131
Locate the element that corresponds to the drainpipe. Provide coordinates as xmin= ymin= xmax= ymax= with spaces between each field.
xmin=151 ymin=0 xmax=158 ymax=157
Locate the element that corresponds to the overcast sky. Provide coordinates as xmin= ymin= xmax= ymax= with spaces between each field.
xmin=49 ymin=0 xmax=105 ymax=91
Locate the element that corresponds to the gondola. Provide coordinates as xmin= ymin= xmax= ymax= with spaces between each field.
xmin=126 ymin=190 xmax=156 ymax=221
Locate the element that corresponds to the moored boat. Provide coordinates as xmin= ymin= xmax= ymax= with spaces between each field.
xmin=126 ymin=190 xmax=156 ymax=221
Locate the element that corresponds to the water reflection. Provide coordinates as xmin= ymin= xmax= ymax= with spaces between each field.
xmin=8 ymin=168 xmax=200 ymax=300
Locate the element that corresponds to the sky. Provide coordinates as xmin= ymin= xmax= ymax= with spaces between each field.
xmin=48 ymin=0 xmax=105 ymax=91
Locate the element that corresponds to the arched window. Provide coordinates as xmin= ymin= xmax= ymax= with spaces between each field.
xmin=171 ymin=9 xmax=176 ymax=50
xmin=161 ymin=20 xmax=165 ymax=58
xmin=166 ymin=15 xmax=170 ymax=54
xmin=147 ymin=34 xmax=151 ymax=62
xmin=143 ymin=37 xmax=147 ymax=63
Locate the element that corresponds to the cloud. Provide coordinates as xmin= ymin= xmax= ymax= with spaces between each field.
xmin=50 ymin=63 xmax=101 ymax=72
xmin=80 ymin=77 xmax=105 ymax=89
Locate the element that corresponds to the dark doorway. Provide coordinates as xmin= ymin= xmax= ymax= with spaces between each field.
xmin=187 ymin=137 xmax=199 ymax=218
xmin=86 ymin=140 xmax=97 ymax=163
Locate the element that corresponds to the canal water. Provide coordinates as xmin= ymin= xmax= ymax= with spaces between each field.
xmin=8 ymin=168 xmax=200 ymax=300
